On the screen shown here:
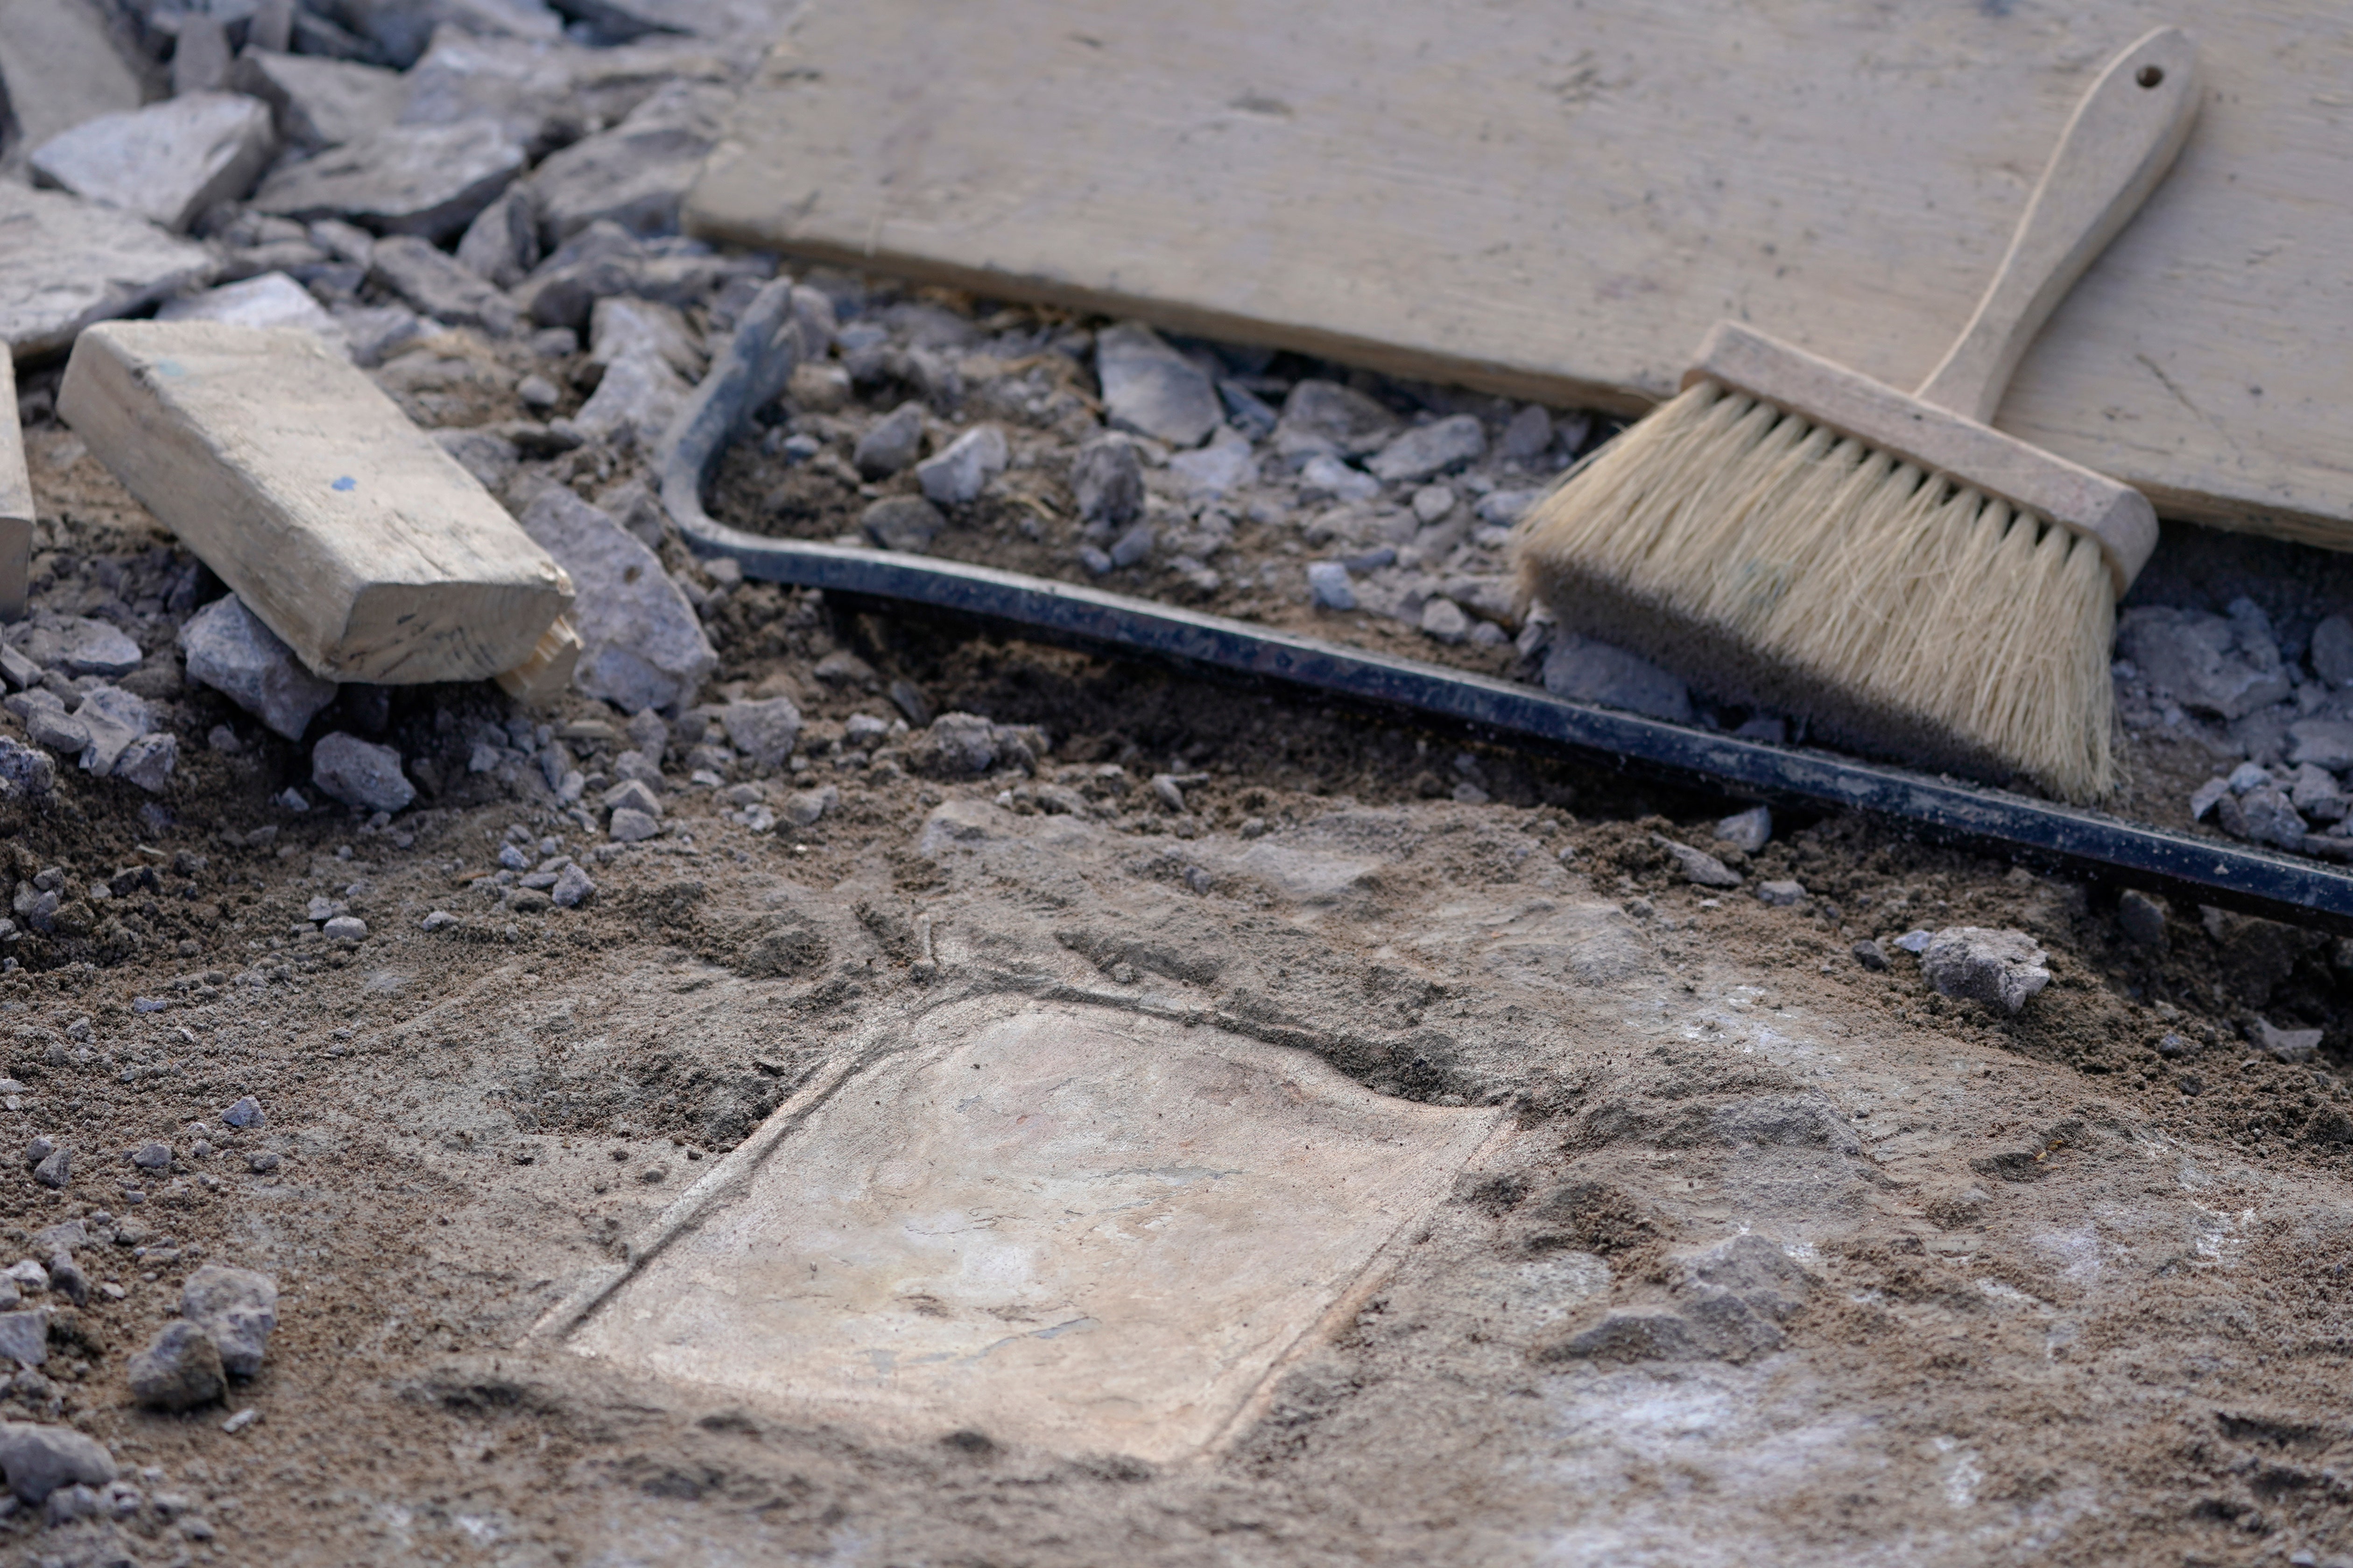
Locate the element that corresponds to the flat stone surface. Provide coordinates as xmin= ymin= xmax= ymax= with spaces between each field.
xmin=1096 ymin=322 xmax=1219 ymax=447
xmin=565 ymin=996 xmax=1497 ymax=1460
xmin=367 ymin=235 xmax=518 ymax=337
xmin=0 ymin=186 xmax=217 ymax=359
xmin=251 ymin=122 xmax=528 ymax=244
xmin=29 ymin=92 xmax=277 ymax=234
xmin=232 ymin=49 xmax=408 ymax=151
xmin=158 ymin=273 xmax=351 ymax=357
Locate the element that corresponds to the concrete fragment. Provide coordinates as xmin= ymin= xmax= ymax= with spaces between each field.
xmin=590 ymin=296 xmax=700 ymax=376
xmin=251 ymin=122 xmax=527 ymax=243
xmin=59 ymin=322 xmax=571 ymax=683
xmin=1307 ymin=562 xmax=1355 ymax=611
xmin=1419 ymin=596 xmax=1470 ymax=643
xmin=327 ymin=0 xmax=562 ymax=68
xmin=454 ymin=185 xmax=541 ymax=289
xmin=609 ymin=806 xmax=660 ymax=842
xmin=0 ymin=1308 xmax=47 ymax=1364
xmin=0 ymin=186 xmax=217 ymax=359
xmin=1713 ymin=805 xmax=1771 ymax=853
xmin=720 ymin=698 xmax=801 ymax=771
xmin=551 ymin=863 xmax=596 ymax=907
xmin=4 ymin=614 xmax=139 ymax=679
xmin=781 ymin=784 xmax=837 ymax=827
xmin=2288 ymin=721 xmax=2353 ymax=773
xmin=854 ymin=402 xmax=927 ymax=478
xmin=1369 ymin=414 xmax=1486 ymax=483
xmin=157 ymin=273 xmax=351 ymax=357
xmin=1274 ymin=379 xmax=1400 ymax=463
xmin=514 ymin=488 xmax=715 ymax=713
xmin=1071 ymin=435 xmax=1143 ymax=526
xmin=1169 ymin=427 xmax=1254 ymax=499
xmin=528 ymin=81 xmax=732 ymax=246
xmin=181 ymin=1265 xmax=278 ymax=1378
xmin=2311 ymin=615 xmax=2353 ymax=689
xmin=1654 ymin=836 xmax=1741 ymax=888
xmin=172 ymin=14 xmax=233 ymax=94
xmin=0 ymin=1420 xmax=114 ymax=1504
xmin=70 ymin=685 xmax=151 ymax=775
xmin=434 ymin=428 xmax=521 ymax=492
xmin=367 ymin=235 xmax=517 ymax=336
xmin=128 ymin=1321 xmax=224 ymax=1412
xmin=231 ymin=49 xmax=407 ymax=151
xmin=1298 ymin=454 xmax=1380 ymax=503
xmin=1920 ymin=926 xmax=2050 ymax=1014
xmin=1541 ymin=633 xmax=1693 ymax=724
xmin=399 ymin=28 xmax=732 ymax=157
xmin=0 ymin=0 xmax=142 ymax=152
xmin=311 ymin=731 xmax=414 ymax=812
xmin=1097 ymin=323 xmax=1219 ymax=447
xmin=862 ymin=496 xmax=944 ymax=553
xmin=30 ymin=93 xmax=275 ymax=234
xmin=179 ymin=596 xmax=338 ymax=740
xmin=2115 ymin=606 xmax=2290 ymax=721
xmin=604 ymin=777 xmax=662 ymax=818
xmin=2250 ymin=1017 xmax=2324 ymax=1064
xmin=113 ymin=733 xmax=178 ymax=793
xmin=2217 ymin=785 xmax=2306 ymax=850
xmin=916 ymin=425 xmax=1008 ymax=505
xmin=1109 ymin=522 xmax=1156 ymax=570
xmin=2117 ymin=889 xmax=2169 ymax=946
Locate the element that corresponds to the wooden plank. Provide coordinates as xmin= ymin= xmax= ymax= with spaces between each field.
xmin=0 ymin=352 xmax=29 ymax=621
xmin=57 ymin=323 xmax=571 ymax=684
xmin=685 ymin=0 xmax=2353 ymax=547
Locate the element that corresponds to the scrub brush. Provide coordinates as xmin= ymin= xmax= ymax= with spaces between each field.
xmin=1513 ymin=28 xmax=2198 ymax=802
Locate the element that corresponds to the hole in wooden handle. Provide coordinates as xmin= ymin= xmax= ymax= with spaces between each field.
xmin=2136 ymin=64 xmax=2164 ymax=88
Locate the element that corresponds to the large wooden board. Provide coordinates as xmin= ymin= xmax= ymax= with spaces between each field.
xmin=686 ymin=0 xmax=2353 ymax=547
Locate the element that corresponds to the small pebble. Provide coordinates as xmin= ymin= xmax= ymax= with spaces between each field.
xmin=1756 ymin=880 xmax=1805 ymax=907
xmin=1852 ymin=939 xmax=1889 ymax=972
xmin=223 ymin=1097 xmax=265 ymax=1130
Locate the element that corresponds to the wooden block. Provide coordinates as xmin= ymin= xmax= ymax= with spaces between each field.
xmin=0 ymin=353 xmax=28 ymax=622
xmin=686 ymin=1 xmax=2353 ymax=545
xmin=57 ymin=323 xmax=571 ymax=683
xmin=494 ymin=611 xmax=582 ymax=707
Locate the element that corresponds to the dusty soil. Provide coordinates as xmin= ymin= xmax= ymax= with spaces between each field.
xmin=7 ymin=283 xmax=2353 ymax=1567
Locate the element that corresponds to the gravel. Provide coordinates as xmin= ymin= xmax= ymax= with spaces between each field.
xmin=311 ymin=732 xmax=416 ymax=813
xmin=128 ymin=1319 xmax=226 ymax=1412
xmin=1920 ymin=926 xmax=2051 ymax=1015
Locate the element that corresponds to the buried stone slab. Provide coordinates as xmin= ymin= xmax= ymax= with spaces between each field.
xmin=557 ymin=996 xmax=1499 ymax=1462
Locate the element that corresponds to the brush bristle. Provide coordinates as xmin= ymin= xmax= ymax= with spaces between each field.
xmin=1512 ymin=380 xmax=2117 ymax=801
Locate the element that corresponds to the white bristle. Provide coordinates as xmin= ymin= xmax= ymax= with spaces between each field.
xmin=1512 ymin=380 xmax=2117 ymax=802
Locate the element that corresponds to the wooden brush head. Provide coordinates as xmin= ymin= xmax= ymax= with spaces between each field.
xmin=1685 ymin=322 xmax=2158 ymax=596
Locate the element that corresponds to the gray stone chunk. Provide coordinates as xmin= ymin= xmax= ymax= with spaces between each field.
xmin=515 ymin=488 xmax=716 ymax=713
xmin=223 ymin=1097 xmax=265 ymax=1129
xmin=157 ymin=272 xmax=352 ymax=356
xmin=231 ymin=49 xmax=406 ymax=151
xmin=30 ymin=1146 xmax=68 ymax=1189
xmin=128 ymin=1320 xmax=224 ymax=1411
xmin=912 ymin=712 xmax=999 ymax=776
xmin=2288 ymin=720 xmax=2353 ymax=773
xmin=181 ymin=1265 xmax=278 ymax=1378
xmin=551 ymin=863 xmax=596 ymax=907
xmin=1274 ymin=379 xmax=1400 ymax=463
xmin=782 ymin=784 xmax=838 ymax=827
xmin=1368 ymin=414 xmax=1486 ymax=483
xmin=2289 ymin=762 xmax=2348 ymax=822
xmin=29 ymin=93 xmax=277 ymax=234
xmin=1713 ymin=805 xmax=1771 ymax=853
xmin=114 ymin=732 xmax=177 ymax=794
xmin=453 ymin=185 xmax=541 ymax=288
xmin=434 ymin=428 xmax=520 ymax=492
xmin=1096 ymin=323 xmax=1219 ymax=447
xmin=861 ymin=496 xmax=944 ymax=554
xmin=916 ymin=425 xmax=1007 ymax=505
xmin=609 ymin=806 xmax=660 ymax=843
xmin=1306 ymin=562 xmax=1354 ymax=611
xmin=0 ymin=1308 xmax=47 ymax=1364
xmin=0 ymin=1420 xmax=115 ymax=1504
xmin=1071 ymin=435 xmax=1144 ymax=527
xmin=2117 ymin=889 xmax=2169 ymax=946
xmin=1921 ymin=926 xmax=2050 ymax=1014
xmin=2216 ymin=784 xmax=2306 ymax=849
xmin=74 ymin=685 xmax=154 ymax=775
xmin=4 ymin=614 xmax=140 ymax=679
xmin=1418 ymin=596 xmax=1470 ymax=644
xmin=311 ymin=731 xmax=415 ymax=812
xmin=367 ymin=235 xmax=518 ymax=337
xmin=2116 ymin=605 xmax=2291 ymax=721
xmin=528 ymin=81 xmax=731 ymax=246
xmin=1755 ymin=879 xmax=1805 ymax=907
xmin=252 ymin=122 xmax=527 ymax=243
xmin=1500 ymin=403 xmax=1554 ymax=463
xmin=0 ymin=185 xmax=218 ymax=358
xmin=0 ymin=0 xmax=141 ymax=153
xmin=2311 ymin=615 xmax=2353 ymax=689
xmin=171 ymin=13 xmax=233 ymax=93
xmin=322 ymin=914 xmax=367 ymax=941
xmin=602 ymin=777 xmax=663 ymax=818
xmin=2250 ymin=1017 xmax=2324 ymax=1064
xmin=1653 ymin=836 xmax=1741 ymax=888
xmin=1541 ymin=633 xmax=1692 ymax=724
xmin=854 ymin=401 xmax=927 ymax=478
xmin=1109 ymin=521 xmax=1156 ymax=570
xmin=720 ymin=697 xmax=802 ymax=771
xmin=178 ymin=594 xmax=339 ymax=740
xmin=23 ymin=708 xmax=88 ymax=757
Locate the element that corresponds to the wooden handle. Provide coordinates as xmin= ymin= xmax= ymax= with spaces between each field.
xmin=1913 ymin=28 xmax=2199 ymax=423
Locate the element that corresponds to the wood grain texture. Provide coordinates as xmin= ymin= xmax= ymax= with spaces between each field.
xmin=0 ymin=354 xmax=29 ymax=621
xmin=686 ymin=0 xmax=2353 ymax=545
xmin=57 ymin=323 xmax=571 ymax=684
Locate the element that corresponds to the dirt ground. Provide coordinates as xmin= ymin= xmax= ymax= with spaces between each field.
xmin=8 ymin=283 xmax=2353 ymax=1567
